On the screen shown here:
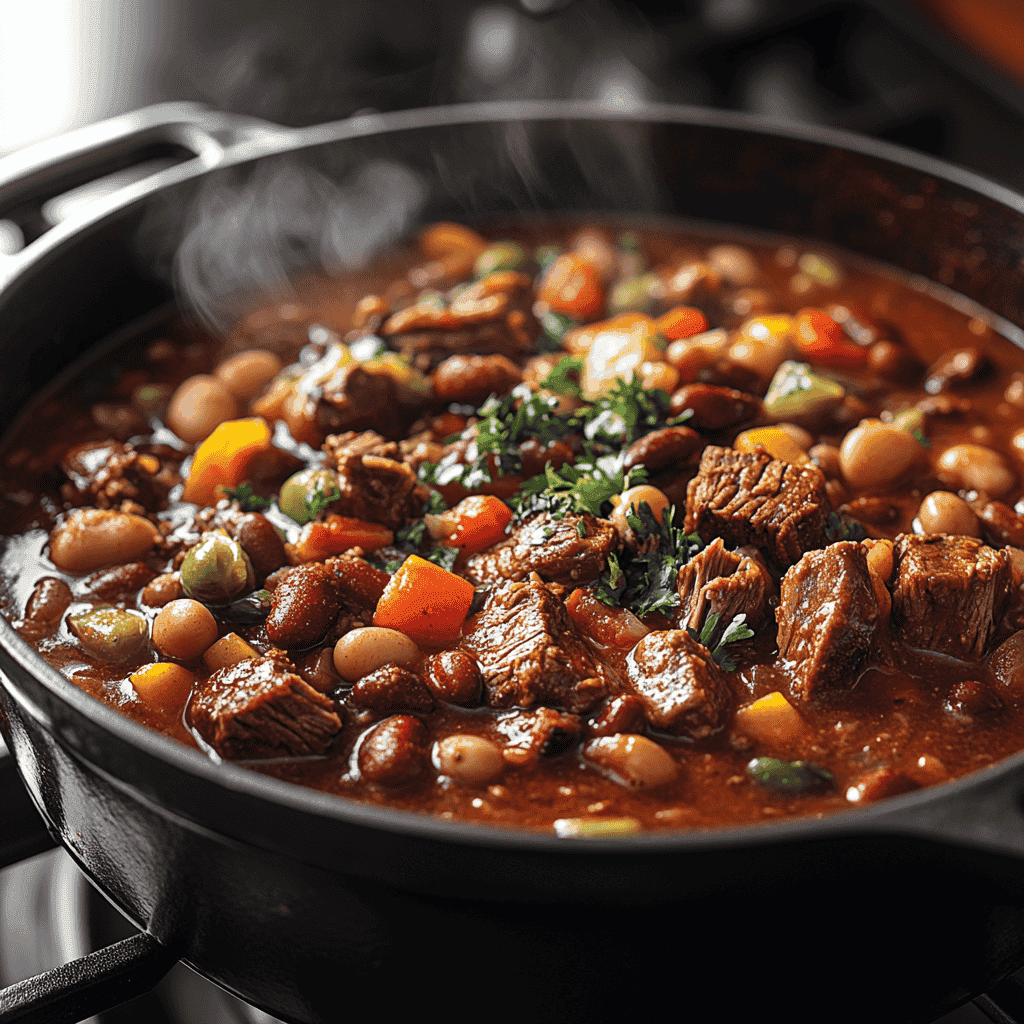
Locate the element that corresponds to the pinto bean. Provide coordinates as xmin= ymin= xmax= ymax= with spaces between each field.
xmin=434 ymin=735 xmax=504 ymax=785
xmin=867 ymin=340 xmax=923 ymax=384
xmin=166 ymin=375 xmax=239 ymax=444
xmin=24 ymin=578 xmax=72 ymax=624
xmin=978 ymin=501 xmax=1024 ymax=549
xmin=936 ymin=444 xmax=1015 ymax=497
xmin=582 ymin=734 xmax=678 ymax=789
xmin=588 ymin=695 xmax=647 ymax=738
xmin=296 ymin=646 xmax=342 ymax=693
xmin=358 ymin=715 xmax=430 ymax=785
xmin=49 ymin=508 xmax=159 ymax=574
xmin=431 ymin=354 xmax=522 ymax=406
xmin=839 ymin=420 xmax=924 ymax=490
xmin=668 ymin=383 xmax=759 ymax=431
xmin=152 ymin=599 xmax=219 ymax=663
xmin=77 ymin=562 xmax=155 ymax=601
xmin=945 ymin=679 xmax=1002 ymax=722
xmin=622 ymin=426 xmax=702 ymax=473
xmin=916 ymin=491 xmax=980 ymax=537
xmin=234 ymin=512 xmax=287 ymax=580
xmin=140 ymin=572 xmax=184 ymax=607
xmin=991 ymin=632 xmax=1024 ymax=695
xmin=351 ymin=664 xmax=435 ymax=714
xmin=423 ymin=650 xmax=482 ymax=706
xmin=334 ymin=627 xmax=422 ymax=681
xmin=214 ymin=349 xmax=283 ymax=401
xmin=266 ymin=563 xmax=342 ymax=648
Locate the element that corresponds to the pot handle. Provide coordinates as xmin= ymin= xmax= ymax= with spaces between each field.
xmin=0 ymin=932 xmax=178 ymax=1024
xmin=0 ymin=102 xmax=289 ymax=245
xmin=0 ymin=740 xmax=55 ymax=869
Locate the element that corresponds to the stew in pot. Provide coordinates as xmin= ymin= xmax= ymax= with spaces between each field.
xmin=2 ymin=220 xmax=1024 ymax=835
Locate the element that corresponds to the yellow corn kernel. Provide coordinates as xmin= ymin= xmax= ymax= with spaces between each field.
xmin=734 ymin=427 xmax=811 ymax=466
xmin=740 ymin=314 xmax=794 ymax=342
xmin=734 ymin=691 xmax=807 ymax=746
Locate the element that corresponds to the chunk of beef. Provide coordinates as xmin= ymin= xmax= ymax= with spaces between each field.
xmin=684 ymin=445 xmax=831 ymax=567
xmin=464 ymin=512 xmax=618 ymax=588
xmin=190 ymin=651 xmax=342 ymax=759
xmin=776 ymin=541 xmax=880 ymax=701
xmin=676 ymin=538 xmax=771 ymax=633
xmin=490 ymin=707 xmax=583 ymax=765
xmin=382 ymin=271 xmax=539 ymax=371
xmin=890 ymin=534 xmax=1012 ymax=659
xmin=321 ymin=430 xmax=421 ymax=530
xmin=60 ymin=439 xmax=180 ymax=512
xmin=624 ymin=630 xmax=732 ymax=739
xmin=460 ymin=574 xmax=610 ymax=714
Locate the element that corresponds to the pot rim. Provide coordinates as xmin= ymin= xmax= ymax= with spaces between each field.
xmin=4 ymin=98 xmax=1024 ymax=858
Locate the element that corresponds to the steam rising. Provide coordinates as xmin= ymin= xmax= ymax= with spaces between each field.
xmin=174 ymin=158 xmax=426 ymax=332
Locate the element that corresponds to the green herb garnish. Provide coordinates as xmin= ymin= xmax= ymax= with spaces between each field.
xmin=303 ymin=482 xmax=341 ymax=521
xmin=576 ymin=373 xmax=683 ymax=446
xmin=539 ymin=355 xmax=583 ymax=398
xmin=222 ymin=482 xmax=272 ymax=512
xmin=746 ymin=757 xmax=834 ymax=795
xmin=686 ymin=611 xmax=755 ymax=671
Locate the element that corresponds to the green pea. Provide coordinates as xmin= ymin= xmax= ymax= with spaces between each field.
xmin=608 ymin=274 xmax=661 ymax=315
xmin=278 ymin=468 xmax=341 ymax=525
xmin=474 ymin=241 xmax=527 ymax=279
xmin=746 ymin=757 xmax=834 ymax=795
xmin=68 ymin=606 xmax=149 ymax=665
xmin=180 ymin=530 xmax=255 ymax=605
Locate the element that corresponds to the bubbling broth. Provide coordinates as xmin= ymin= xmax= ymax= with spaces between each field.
xmin=2 ymin=220 xmax=1024 ymax=835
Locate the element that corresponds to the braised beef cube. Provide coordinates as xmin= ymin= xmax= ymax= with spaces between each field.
xmin=322 ymin=430 xmax=421 ymax=530
xmin=190 ymin=651 xmax=343 ymax=759
xmin=464 ymin=512 xmax=618 ymax=588
xmin=890 ymin=534 xmax=1012 ymax=659
xmin=314 ymin=363 xmax=424 ymax=440
xmin=776 ymin=541 xmax=880 ymax=701
xmin=684 ymin=445 xmax=831 ymax=567
xmin=60 ymin=439 xmax=179 ymax=512
xmin=491 ymin=707 xmax=583 ymax=764
xmin=461 ymin=574 xmax=610 ymax=714
xmin=624 ymin=630 xmax=732 ymax=738
xmin=322 ymin=430 xmax=400 ymax=463
xmin=676 ymin=538 xmax=771 ymax=633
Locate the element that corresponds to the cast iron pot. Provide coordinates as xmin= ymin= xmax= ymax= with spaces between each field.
xmin=2 ymin=101 xmax=1024 ymax=1024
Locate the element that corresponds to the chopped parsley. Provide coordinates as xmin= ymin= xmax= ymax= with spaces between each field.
xmin=686 ymin=611 xmax=755 ymax=671
xmin=594 ymin=502 xmax=704 ymax=619
xmin=539 ymin=355 xmax=583 ymax=398
xmin=222 ymin=482 xmax=272 ymax=512
xmin=824 ymin=511 xmax=867 ymax=543
xmin=577 ymin=374 xmax=691 ymax=446
xmin=303 ymin=482 xmax=341 ymax=521
xmin=512 ymin=449 xmax=646 ymax=520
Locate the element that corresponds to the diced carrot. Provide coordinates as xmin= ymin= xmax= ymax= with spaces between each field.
xmin=373 ymin=554 xmax=476 ymax=646
xmin=733 ymin=691 xmax=807 ymax=746
xmin=656 ymin=305 xmax=708 ymax=341
xmin=203 ymin=633 xmax=259 ymax=673
xmin=565 ymin=588 xmax=649 ymax=649
xmin=181 ymin=417 xmax=274 ymax=508
xmin=287 ymin=514 xmax=394 ymax=564
xmin=733 ymin=428 xmax=811 ymax=466
xmin=537 ymin=254 xmax=605 ymax=322
xmin=130 ymin=662 xmax=197 ymax=713
xmin=793 ymin=309 xmax=866 ymax=368
xmin=449 ymin=495 xmax=513 ymax=553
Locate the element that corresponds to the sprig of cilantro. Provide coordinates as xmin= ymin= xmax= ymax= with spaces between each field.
xmin=594 ymin=502 xmax=704 ymax=618
xmin=512 ymin=449 xmax=647 ymax=520
xmin=575 ymin=374 xmax=691 ymax=446
xmin=539 ymin=355 xmax=583 ymax=398
xmin=221 ymin=482 xmax=272 ymax=512
xmin=686 ymin=611 xmax=755 ymax=671
xmin=303 ymin=482 xmax=341 ymax=521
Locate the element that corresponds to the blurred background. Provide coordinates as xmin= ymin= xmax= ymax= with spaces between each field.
xmin=2 ymin=0 xmax=1024 ymax=190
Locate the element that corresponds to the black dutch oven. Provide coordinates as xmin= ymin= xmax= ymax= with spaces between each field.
xmin=2 ymin=101 xmax=1024 ymax=1024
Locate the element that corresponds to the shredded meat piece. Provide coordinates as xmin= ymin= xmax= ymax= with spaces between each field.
xmin=683 ymin=445 xmax=831 ymax=567
xmin=320 ymin=430 xmax=422 ymax=529
xmin=676 ymin=538 xmax=771 ymax=633
xmin=775 ymin=541 xmax=881 ymax=701
xmin=489 ymin=707 xmax=583 ymax=764
xmin=60 ymin=439 xmax=180 ymax=512
xmin=460 ymin=574 xmax=611 ymax=714
xmin=624 ymin=630 xmax=732 ymax=739
xmin=190 ymin=651 xmax=343 ymax=759
xmin=890 ymin=534 xmax=1012 ymax=659
xmin=464 ymin=511 xmax=618 ymax=588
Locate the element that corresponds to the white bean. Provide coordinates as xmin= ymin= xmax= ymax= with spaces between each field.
xmin=916 ymin=491 xmax=980 ymax=536
xmin=582 ymin=734 xmax=678 ymax=789
xmin=434 ymin=735 xmax=504 ymax=785
xmin=839 ymin=420 xmax=923 ymax=490
xmin=936 ymin=443 xmax=1015 ymax=496
xmin=49 ymin=508 xmax=159 ymax=574
xmin=333 ymin=627 xmax=421 ymax=682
